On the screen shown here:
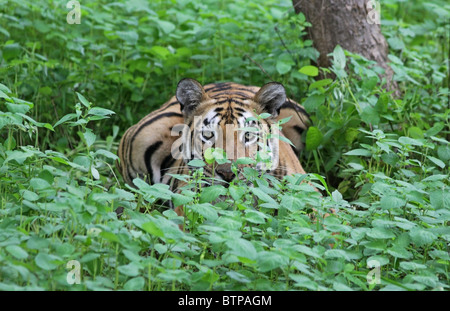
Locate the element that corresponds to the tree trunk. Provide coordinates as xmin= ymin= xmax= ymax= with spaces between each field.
xmin=292 ymin=0 xmax=397 ymax=93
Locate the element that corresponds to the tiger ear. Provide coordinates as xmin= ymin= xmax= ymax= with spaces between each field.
xmin=176 ymin=78 xmax=208 ymax=115
xmin=253 ymin=82 xmax=286 ymax=117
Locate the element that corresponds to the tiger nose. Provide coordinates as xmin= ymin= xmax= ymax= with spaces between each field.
xmin=216 ymin=163 xmax=235 ymax=182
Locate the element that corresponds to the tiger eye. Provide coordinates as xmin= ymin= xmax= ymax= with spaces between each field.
xmin=202 ymin=130 xmax=214 ymax=140
xmin=244 ymin=131 xmax=256 ymax=143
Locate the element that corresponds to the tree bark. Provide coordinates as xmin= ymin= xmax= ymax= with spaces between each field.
xmin=292 ymin=0 xmax=397 ymax=93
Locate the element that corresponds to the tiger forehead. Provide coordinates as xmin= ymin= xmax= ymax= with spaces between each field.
xmin=201 ymin=102 xmax=254 ymax=125
xmin=204 ymin=82 xmax=258 ymax=99
xmin=196 ymin=94 xmax=253 ymax=116
xmin=209 ymin=95 xmax=252 ymax=107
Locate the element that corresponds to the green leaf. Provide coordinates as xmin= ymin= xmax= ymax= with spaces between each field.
xmin=88 ymin=107 xmax=115 ymax=117
xmin=367 ymin=227 xmax=396 ymax=239
xmin=132 ymin=178 xmax=151 ymax=190
xmin=380 ymin=195 xmax=406 ymax=210
xmin=76 ymin=92 xmax=91 ymax=108
xmin=437 ymin=145 xmax=450 ymax=162
xmin=141 ymin=221 xmax=164 ymax=238
xmin=190 ymin=203 xmax=218 ymax=221
xmin=124 ymin=277 xmax=145 ymax=290
xmin=54 ymin=113 xmax=77 ymax=128
xmin=229 ymin=185 xmax=245 ymax=201
xmin=118 ymin=263 xmax=141 ymax=277
xmin=235 ymin=157 xmax=255 ymax=165
xmin=309 ymin=79 xmax=333 ymax=91
xmin=17 ymin=113 xmax=54 ymax=131
xmin=299 ymin=65 xmax=319 ymax=76
xmin=157 ymin=20 xmax=176 ymax=34
xmin=411 ymin=275 xmax=438 ymax=288
xmin=387 ymin=246 xmax=412 ymax=259
xmin=4 ymin=136 xmax=16 ymax=150
xmin=250 ymin=187 xmax=277 ymax=205
xmin=277 ymin=116 xmax=292 ymax=125
xmin=73 ymin=155 xmax=90 ymax=170
xmin=26 ymin=236 xmax=49 ymax=250
xmin=149 ymin=45 xmax=170 ymax=59
xmin=188 ymin=159 xmax=206 ymax=167
xmin=116 ymin=30 xmax=139 ymax=45
xmin=257 ymin=251 xmax=288 ymax=272
xmin=381 ymin=153 xmax=399 ymax=166
xmin=171 ymin=193 xmax=194 ymax=207
xmin=324 ymin=249 xmax=355 ymax=261
xmin=0 ymin=89 xmax=11 ymax=100
xmin=5 ymin=103 xmax=31 ymax=114
xmin=99 ymin=231 xmax=120 ymax=242
xmin=290 ymin=275 xmax=317 ymax=290
xmin=30 ymin=178 xmax=51 ymax=190
xmin=6 ymin=245 xmax=29 ymax=260
xmin=360 ymin=105 xmax=380 ymax=125
xmin=5 ymin=150 xmax=35 ymax=165
xmin=212 ymin=148 xmax=228 ymax=164
xmin=430 ymin=136 xmax=449 ymax=144
xmin=280 ymin=194 xmax=304 ymax=212
xmin=409 ymin=228 xmax=437 ymax=247
xmin=278 ymin=134 xmax=295 ymax=146
xmin=387 ymin=37 xmax=405 ymax=50
xmin=244 ymin=210 xmax=267 ymax=224
xmin=20 ymin=190 xmax=39 ymax=202
xmin=399 ymin=262 xmax=427 ymax=271
xmin=427 ymin=155 xmax=445 ymax=168
xmin=344 ymin=149 xmax=372 ymax=157
xmin=305 ymin=126 xmax=323 ymax=151
xmin=398 ymin=136 xmax=423 ymax=146
xmin=367 ymin=255 xmax=389 ymax=267
xmin=295 ymin=245 xmax=321 ymax=259
xmin=429 ymin=190 xmax=449 ymax=209
xmin=204 ymin=148 xmax=215 ymax=164
xmin=426 ymin=122 xmax=445 ymax=136
xmin=122 ymin=249 xmax=143 ymax=262
xmin=133 ymin=181 xmax=171 ymax=201
xmin=276 ymin=53 xmax=295 ymax=75
xmin=226 ymin=271 xmax=251 ymax=284
xmin=303 ymin=94 xmax=325 ymax=113
xmin=344 ymin=128 xmax=359 ymax=145
xmin=35 ymin=253 xmax=60 ymax=271
xmin=0 ymin=83 xmax=11 ymax=94
xmin=226 ymin=238 xmax=257 ymax=261
xmin=332 ymin=45 xmax=346 ymax=70
xmin=39 ymin=86 xmax=52 ymax=96
xmin=408 ymin=126 xmax=424 ymax=139
xmin=200 ymin=185 xmax=227 ymax=203
xmin=259 ymin=112 xmax=272 ymax=119
xmin=362 ymin=76 xmax=379 ymax=92
xmin=2 ymin=43 xmax=21 ymax=61
xmin=95 ymin=149 xmax=119 ymax=161
xmin=83 ymin=129 xmax=96 ymax=148
xmin=80 ymin=252 xmax=101 ymax=263
xmin=91 ymin=166 xmax=100 ymax=180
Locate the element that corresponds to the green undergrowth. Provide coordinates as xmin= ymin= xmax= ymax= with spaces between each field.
xmin=0 ymin=84 xmax=448 ymax=290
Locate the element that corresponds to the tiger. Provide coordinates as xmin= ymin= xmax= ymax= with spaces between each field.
xmin=117 ymin=78 xmax=310 ymax=197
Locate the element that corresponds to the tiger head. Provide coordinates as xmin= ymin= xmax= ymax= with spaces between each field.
xmin=172 ymin=78 xmax=287 ymax=185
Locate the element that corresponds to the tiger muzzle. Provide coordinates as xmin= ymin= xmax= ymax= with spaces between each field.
xmin=215 ymin=163 xmax=235 ymax=183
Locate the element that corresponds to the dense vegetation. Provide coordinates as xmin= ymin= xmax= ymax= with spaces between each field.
xmin=0 ymin=0 xmax=448 ymax=290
